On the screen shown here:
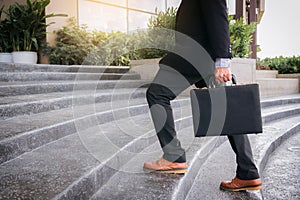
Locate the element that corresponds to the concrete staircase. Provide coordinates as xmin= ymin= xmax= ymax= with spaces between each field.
xmin=0 ymin=63 xmax=300 ymax=200
xmin=256 ymin=70 xmax=299 ymax=97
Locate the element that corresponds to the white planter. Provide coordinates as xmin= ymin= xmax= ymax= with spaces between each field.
xmin=12 ymin=51 xmax=38 ymax=64
xmin=0 ymin=53 xmax=13 ymax=63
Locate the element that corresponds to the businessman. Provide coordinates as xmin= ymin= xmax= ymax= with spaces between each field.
xmin=143 ymin=0 xmax=263 ymax=192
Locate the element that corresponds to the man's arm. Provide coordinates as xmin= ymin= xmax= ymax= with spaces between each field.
xmin=214 ymin=58 xmax=232 ymax=84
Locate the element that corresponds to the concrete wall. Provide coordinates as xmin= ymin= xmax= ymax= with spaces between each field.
xmin=130 ymin=58 xmax=256 ymax=83
xmin=277 ymin=73 xmax=300 ymax=93
xmin=0 ymin=0 xmax=25 ymax=17
xmin=231 ymin=58 xmax=256 ymax=83
xmin=45 ymin=0 xmax=78 ymax=47
xmin=130 ymin=58 xmax=256 ymax=97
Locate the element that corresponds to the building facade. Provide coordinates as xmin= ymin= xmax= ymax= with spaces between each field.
xmin=0 ymin=0 xmax=263 ymax=58
xmin=78 ymin=0 xmax=181 ymax=32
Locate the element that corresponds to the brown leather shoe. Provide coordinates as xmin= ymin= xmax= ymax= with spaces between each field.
xmin=220 ymin=177 xmax=263 ymax=192
xmin=143 ymin=158 xmax=188 ymax=174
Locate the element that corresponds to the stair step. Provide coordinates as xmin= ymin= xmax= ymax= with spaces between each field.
xmin=184 ymin=115 xmax=300 ymax=200
xmin=91 ymin=126 xmax=201 ymax=200
xmin=0 ymin=98 xmax=190 ymax=164
xmin=0 ymin=80 xmax=150 ymax=96
xmin=260 ymin=94 xmax=300 ymax=108
xmin=1 ymin=95 xmax=298 ymax=165
xmin=256 ymin=70 xmax=278 ymax=79
xmin=0 ymin=97 xmax=148 ymax=140
xmin=0 ymin=88 xmax=147 ymax=119
xmin=1 ymin=95 xmax=299 ymax=200
xmin=0 ymin=63 xmax=130 ymax=73
xmin=262 ymin=132 xmax=300 ymax=200
xmin=0 ymin=104 xmax=192 ymax=200
xmin=1 ymin=96 xmax=298 ymax=199
xmin=257 ymin=78 xmax=299 ymax=97
xmin=92 ymin=108 xmax=300 ymax=200
xmin=262 ymin=103 xmax=300 ymax=123
xmin=0 ymin=72 xmax=140 ymax=82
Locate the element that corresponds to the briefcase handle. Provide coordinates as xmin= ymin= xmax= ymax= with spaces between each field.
xmin=209 ymin=74 xmax=237 ymax=88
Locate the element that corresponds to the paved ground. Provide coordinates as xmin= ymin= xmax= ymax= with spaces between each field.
xmin=186 ymin=133 xmax=300 ymax=200
xmin=262 ymin=132 xmax=300 ymax=200
xmin=185 ymin=137 xmax=263 ymax=200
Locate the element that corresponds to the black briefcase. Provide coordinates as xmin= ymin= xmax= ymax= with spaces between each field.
xmin=190 ymin=77 xmax=263 ymax=137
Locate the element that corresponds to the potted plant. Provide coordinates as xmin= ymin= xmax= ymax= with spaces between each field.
xmin=4 ymin=0 xmax=66 ymax=64
xmin=0 ymin=6 xmax=13 ymax=63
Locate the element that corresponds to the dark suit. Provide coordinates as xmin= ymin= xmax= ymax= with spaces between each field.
xmin=146 ymin=0 xmax=260 ymax=180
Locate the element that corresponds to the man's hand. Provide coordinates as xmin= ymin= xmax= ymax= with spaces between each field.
xmin=214 ymin=67 xmax=231 ymax=84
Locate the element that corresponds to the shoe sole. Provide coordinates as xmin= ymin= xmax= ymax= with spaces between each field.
xmin=220 ymin=184 xmax=263 ymax=192
xmin=143 ymin=167 xmax=188 ymax=175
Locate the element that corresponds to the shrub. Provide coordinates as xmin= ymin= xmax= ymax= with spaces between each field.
xmin=47 ymin=8 xmax=258 ymax=66
xmin=48 ymin=18 xmax=135 ymax=66
xmin=86 ymin=31 xmax=137 ymax=66
xmin=262 ymin=56 xmax=300 ymax=74
xmin=229 ymin=16 xmax=257 ymax=58
xmin=132 ymin=7 xmax=178 ymax=59
xmin=48 ymin=18 xmax=95 ymax=65
xmin=144 ymin=12 xmax=257 ymax=59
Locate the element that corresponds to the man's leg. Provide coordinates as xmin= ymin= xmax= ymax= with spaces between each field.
xmin=144 ymin=64 xmax=200 ymax=173
xmin=228 ymin=135 xmax=260 ymax=180
xmin=220 ymin=135 xmax=262 ymax=191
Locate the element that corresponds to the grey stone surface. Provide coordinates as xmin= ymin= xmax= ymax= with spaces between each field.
xmin=185 ymin=136 xmax=263 ymax=200
xmin=262 ymin=104 xmax=300 ymax=124
xmin=91 ymin=100 xmax=300 ymax=200
xmin=260 ymin=94 xmax=300 ymax=108
xmin=0 ymin=105 xmax=192 ymax=200
xmin=0 ymin=63 xmax=130 ymax=73
xmin=0 ymin=88 xmax=147 ymax=119
xmin=0 ymin=133 xmax=100 ymax=200
xmin=184 ymin=115 xmax=300 ymax=200
xmin=0 ymin=80 xmax=150 ymax=96
xmin=0 ymin=63 xmax=299 ymax=200
xmin=91 ymin=126 xmax=191 ymax=200
xmin=0 ymin=98 xmax=190 ymax=164
xmin=0 ymin=72 xmax=140 ymax=82
xmin=262 ymin=132 xmax=300 ymax=200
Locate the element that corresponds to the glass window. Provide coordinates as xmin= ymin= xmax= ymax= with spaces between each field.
xmin=85 ymin=0 xmax=126 ymax=7
xmin=128 ymin=10 xmax=155 ymax=31
xmin=79 ymin=0 xmax=126 ymax=32
xmin=128 ymin=0 xmax=165 ymax=13
xmin=166 ymin=0 xmax=181 ymax=8
xmin=227 ymin=0 xmax=236 ymax=15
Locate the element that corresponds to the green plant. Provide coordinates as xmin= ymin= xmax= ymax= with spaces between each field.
xmin=135 ymin=10 xmax=257 ymax=60
xmin=229 ymin=16 xmax=257 ymax=58
xmin=86 ymin=31 xmax=134 ymax=66
xmin=48 ymin=18 xmax=134 ymax=66
xmin=0 ymin=6 xmax=12 ymax=52
xmin=128 ymin=7 xmax=178 ymax=60
xmin=256 ymin=58 xmax=270 ymax=70
xmin=49 ymin=18 xmax=95 ymax=65
xmin=4 ymin=0 xmax=66 ymax=52
xmin=262 ymin=56 xmax=300 ymax=74
xmin=148 ymin=7 xmax=177 ymax=30
xmin=147 ymin=7 xmax=177 ymax=58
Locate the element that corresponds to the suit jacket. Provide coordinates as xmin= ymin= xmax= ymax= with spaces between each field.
xmin=159 ymin=0 xmax=232 ymax=85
